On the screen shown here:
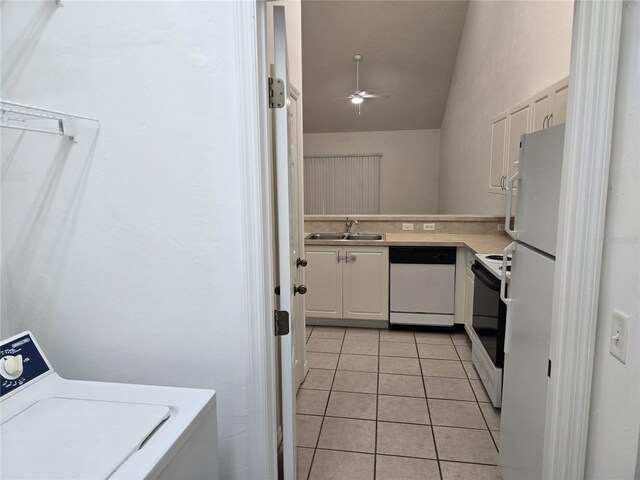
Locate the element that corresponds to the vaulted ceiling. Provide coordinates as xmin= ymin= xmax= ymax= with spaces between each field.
xmin=302 ymin=1 xmax=469 ymax=133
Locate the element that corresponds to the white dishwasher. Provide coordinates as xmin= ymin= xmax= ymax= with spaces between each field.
xmin=389 ymin=247 xmax=456 ymax=326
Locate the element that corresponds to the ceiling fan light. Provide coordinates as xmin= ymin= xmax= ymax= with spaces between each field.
xmin=351 ymin=96 xmax=364 ymax=105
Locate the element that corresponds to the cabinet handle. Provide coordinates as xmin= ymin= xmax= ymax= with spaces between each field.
xmin=543 ymin=114 xmax=549 ymax=129
xmin=296 ymin=258 xmax=307 ymax=268
xmin=294 ymin=284 xmax=307 ymax=296
xmin=337 ymin=252 xmax=341 ymax=263
xmin=548 ymin=113 xmax=554 ymax=126
xmin=349 ymin=254 xmax=357 ymax=263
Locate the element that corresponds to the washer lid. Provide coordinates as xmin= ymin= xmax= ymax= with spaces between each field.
xmin=1 ymin=397 xmax=170 ymax=479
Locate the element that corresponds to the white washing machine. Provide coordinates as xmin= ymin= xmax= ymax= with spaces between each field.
xmin=0 ymin=331 xmax=218 ymax=479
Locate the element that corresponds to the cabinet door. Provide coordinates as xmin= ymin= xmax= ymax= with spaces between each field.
xmin=506 ymin=100 xmax=531 ymax=186
xmin=343 ymin=247 xmax=389 ymax=321
xmin=305 ymin=246 xmax=343 ymax=318
xmin=549 ymin=77 xmax=569 ymax=126
xmin=489 ymin=111 xmax=508 ymax=194
xmin=530 ymin=88 xmax=551 ymax=132
xmin=464 ymin=270 xmax=475 ymax=336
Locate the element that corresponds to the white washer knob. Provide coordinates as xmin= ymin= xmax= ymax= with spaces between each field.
xmin=1 ymin=354 xmax=24 ymax=379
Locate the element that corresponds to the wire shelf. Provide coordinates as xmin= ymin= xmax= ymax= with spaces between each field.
xmin=0 ymin=100 xmax=99 ymax=143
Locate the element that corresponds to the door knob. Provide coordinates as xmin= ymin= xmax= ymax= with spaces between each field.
xmin=297 ymin=258 xmax=308 ymax=268
xmin=294 ymin=284 xmax=307 ymax=295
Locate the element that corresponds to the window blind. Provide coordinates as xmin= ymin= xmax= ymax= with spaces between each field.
xmin=304 ymin=154 xmax=381 ymax=214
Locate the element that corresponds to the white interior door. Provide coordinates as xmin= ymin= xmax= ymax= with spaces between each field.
xmin=273 ymin=6 xmax=297 ymax=479
xmin=288 ymin=86 xmax=307 ymax=390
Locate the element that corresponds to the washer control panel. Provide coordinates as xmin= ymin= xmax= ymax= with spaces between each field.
xmin=0 ymin=332 xmax=51 ymax=398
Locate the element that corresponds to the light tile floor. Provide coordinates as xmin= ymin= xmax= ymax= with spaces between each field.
xmin=297 ymin=326 xmax=502 ymax=480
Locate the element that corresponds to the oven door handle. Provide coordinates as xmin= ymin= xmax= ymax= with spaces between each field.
xmin=501 ymin=241 xmax=517 ymax=354
xmin=471 ymin=264 xmax=501 ymax=291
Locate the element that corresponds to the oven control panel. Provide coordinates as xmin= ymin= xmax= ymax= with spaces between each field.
xmin=0 ymin=331 xmax=51 ymax=399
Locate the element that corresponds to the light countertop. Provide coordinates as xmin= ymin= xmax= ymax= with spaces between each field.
xmin=304 ymin=232 xmax=513 ymax=255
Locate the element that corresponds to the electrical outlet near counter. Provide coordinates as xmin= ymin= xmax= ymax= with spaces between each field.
xmin=402 ymin=223 xmax=414 ymax=231
xmin=423 ymin=223 xmax=435 ymax=231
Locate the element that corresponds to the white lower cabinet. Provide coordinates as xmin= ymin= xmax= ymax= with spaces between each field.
xmin=305 ymin=245 xmax=389 ymax=322
xmin=305 ymin=246 xmax=343 ymax=318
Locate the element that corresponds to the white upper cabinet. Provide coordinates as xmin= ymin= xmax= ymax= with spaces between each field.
xmin=489 ymin=112 xmax=509 ymax=194
xmin=506 ymin=100 xmax=531 ymax=188
xmin=489 ymin=77 xmax=568 ymax=195
xmin=488 ymin=101 xmax=530 ymax=195
xmin=530 ymin=76 xmax=569 ymax=132
xmin=549 ymin=78 xmax=569 ymax=127
xmin=531 ymin=89 xmax=552 ymax=132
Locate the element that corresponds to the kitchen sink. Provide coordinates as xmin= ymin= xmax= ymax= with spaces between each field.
xmin=305 ymin=233 xmax=385 ymax=241
xmin=306 ymin=233 xmax=347 ymax=240
xmin=345 ymin=233 xmax=385 ymax=240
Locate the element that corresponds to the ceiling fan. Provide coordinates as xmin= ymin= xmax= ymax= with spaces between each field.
xmin=344 ymin=54 xmax=389 ymax=113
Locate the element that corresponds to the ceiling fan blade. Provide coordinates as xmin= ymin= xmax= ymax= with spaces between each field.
xmin=362 ymin=93 xmax=389 ymax=98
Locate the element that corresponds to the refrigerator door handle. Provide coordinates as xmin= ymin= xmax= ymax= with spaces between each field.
xmin=501 ymin=241 xmax=517 ymax=354
xmin=505 ymin=172 xmax=520 ymax=239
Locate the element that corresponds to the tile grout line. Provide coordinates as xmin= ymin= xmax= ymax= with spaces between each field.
xmin=456 ymin=337 xmax=500 ymax=454
xmin=304 ymin=328 xmax=500 ymax=477
xmin=374 ymin=328 xmax=380 ymax=480
xmin=416 ymin=331 xmax=444 ymax=480
xmin=299 ymin=412 xmax=494 ymax=431
xmin=305 ymin=328 xmax=346 ymax=480
xmin=313 ymin=447 xmax=499 ymax=468
xmin=456 ymin=335 xmax=501 ymax=462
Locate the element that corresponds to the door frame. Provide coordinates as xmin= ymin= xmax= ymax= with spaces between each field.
xmin=235 ymin=1 xmax=278 ymax=478
xmin=543 ymin=1 xmax=623 ymax=478
xmin=236 ymin=0 xmax=625 ymax=478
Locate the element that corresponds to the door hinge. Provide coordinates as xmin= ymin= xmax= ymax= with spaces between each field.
xmin=547 ymin=359 xmax=552 ymax=378
xmin=268 ymin=77 xmax=285 ymax=109
xmin=274 ymin=310 xmax=290 ymax=336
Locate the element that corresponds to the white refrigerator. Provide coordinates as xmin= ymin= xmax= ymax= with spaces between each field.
xmin=498 ymin=124 xmax=566 ymax=479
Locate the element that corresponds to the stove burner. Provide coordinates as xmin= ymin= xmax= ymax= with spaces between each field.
xmin=486 ymin=254 xmax=503 ymax=261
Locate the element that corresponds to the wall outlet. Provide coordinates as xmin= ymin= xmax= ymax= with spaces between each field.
xmin=610 ymin=309 xmax=629 ymax=364
xmin=423 ymin=223 xmax=436 ymax=231
xmin=402 ymin=223 xmax=414 ymax=231
xmin=497 ymin=223 xmax=505 ymax=231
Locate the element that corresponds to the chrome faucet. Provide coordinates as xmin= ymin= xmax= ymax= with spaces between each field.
xmin=344 ymin=219 xmax=359 ymax=233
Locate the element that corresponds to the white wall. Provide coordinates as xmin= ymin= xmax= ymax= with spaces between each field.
xmin=303 ymin=130 xmax=440 ymax=214
xmin=438 ymin=1 xmax=573 ymax=214
xmin=1 ymin=2 xmax=265 ymax=478
xmin=585 ymin=2 xmax=640 ymax=477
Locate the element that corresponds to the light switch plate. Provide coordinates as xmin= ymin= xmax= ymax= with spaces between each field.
xmin=402 ymin=223 xmax=414 ymax=231
xmin=610 ymin=309 xmax=629 ymax=364
xmin=423 ymin=223 xmax=435 ymax=231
